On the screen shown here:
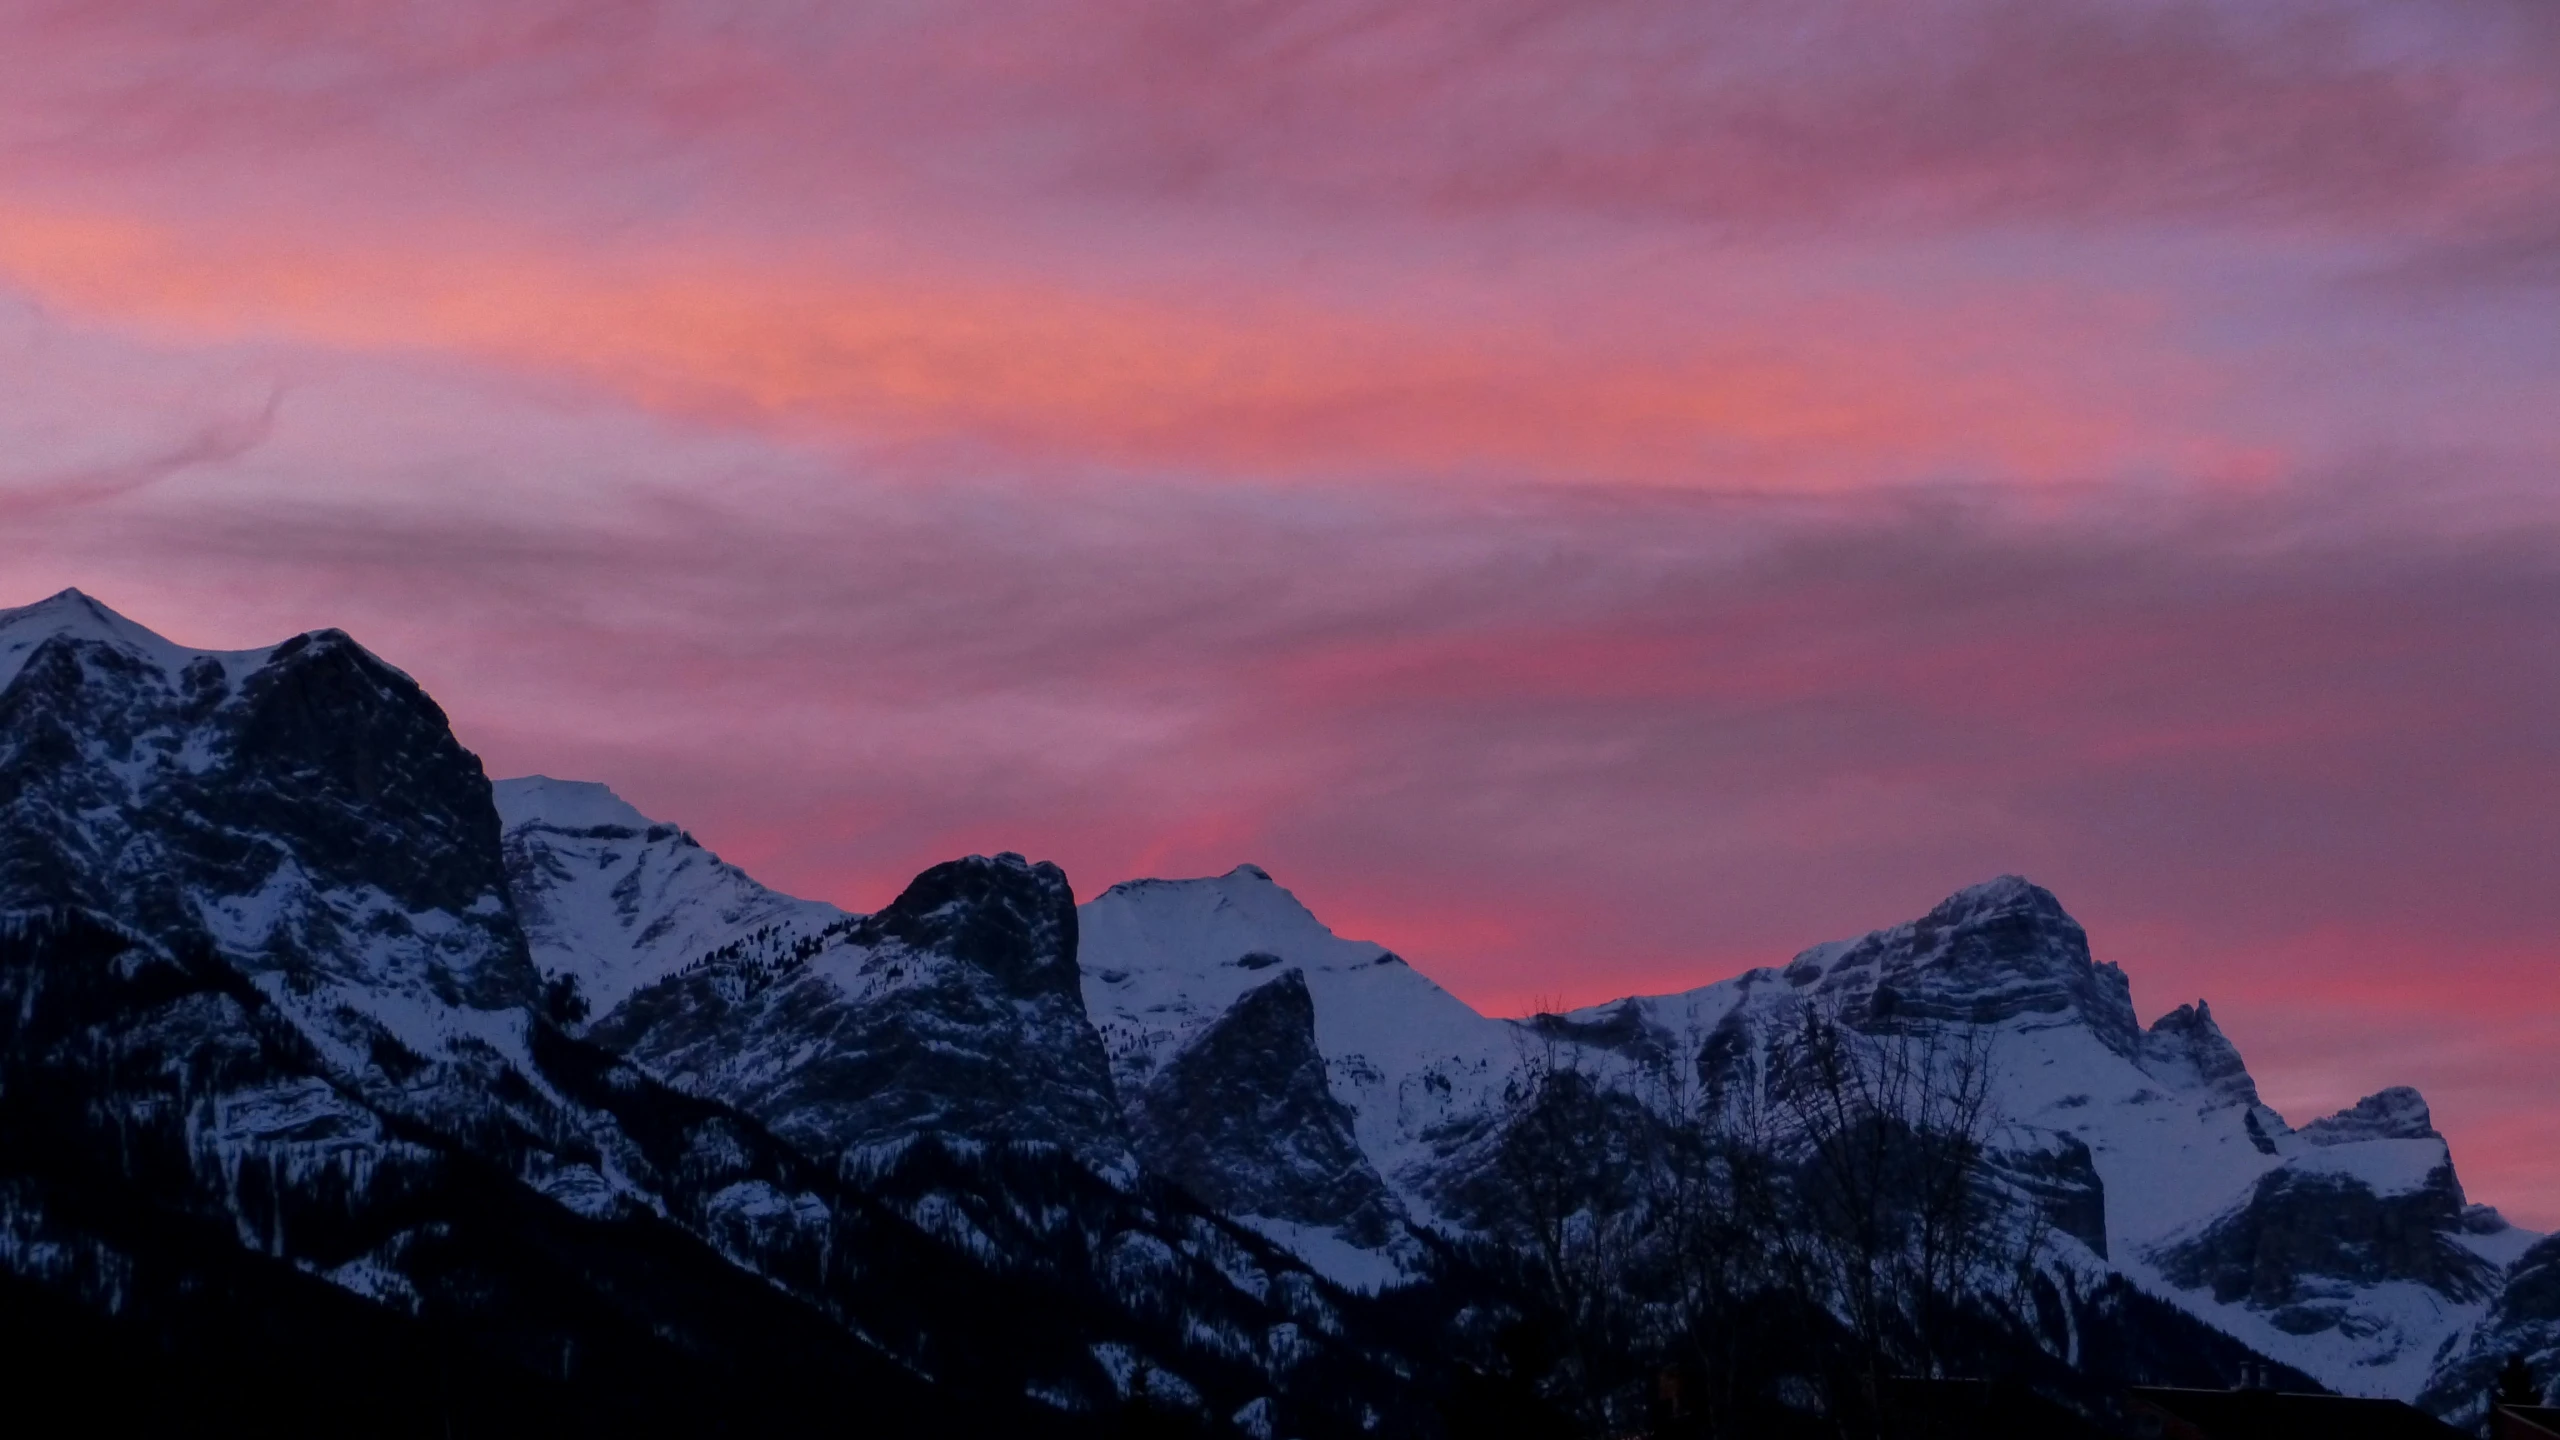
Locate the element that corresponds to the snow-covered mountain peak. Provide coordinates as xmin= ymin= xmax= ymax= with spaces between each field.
xmin=1928 ymin=872 xmax=2066 ymax=921
xmin=496 ymin=775 xmax=845 ymax=1015
xmin=3 ymin=587 xmax=142 ymax=647
xmin=493 ymin=774 xmax=656 ymax=834
xmin=2137 ymin=1000 xmax=2265 ymax=1112
xmin=1079 ymin=867 xmax=1487 ymax=1065
xmin=1080 ymin=868 xmax=1520 ymax=1251
xmin=1125 ymin=965 xmax=1414 ymax=1279
xmin=594 ymin=849 xmax=1133 ymax=1174
xmin=856 ymin=852 xmax=1080 ymax=991
xmin=2301 ymin=1086 xmax=2439 ymax=1146
xmin=0 ymin=587 xmax=279 ymax=692
xmin=1613 ymin=876 xmax=2109 ymax=1036
xmin=1768 ymin=875 xmax=2145 ymax=1058
xmin=27 ymin=592 xmax=2550 ymax=1425
xmin=4 ymin=587 xmax=149 ymax=644
xmin=1 ymin=588 xmax=542 ymax=1112
xmin=1088 ymin=863 xmax=1349 ymax=960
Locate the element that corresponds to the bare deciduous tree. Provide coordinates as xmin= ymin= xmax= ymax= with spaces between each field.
xmin=1762 ymin=1011 xmax=2039 ymax=1435
xmin=1484 ymin=1002 xmax=2049 ymax=1438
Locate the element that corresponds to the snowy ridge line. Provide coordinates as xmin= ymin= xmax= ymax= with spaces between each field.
xmin=495 ymin=775 xmax=853 ymax=1015
xmin=1070 ymin=863 xmax=2543 ymax=1404
xmin=0 ymin=587 xmax=280 ymax=692
xmin=12 ymin=589 xmax=2547 ymax=1421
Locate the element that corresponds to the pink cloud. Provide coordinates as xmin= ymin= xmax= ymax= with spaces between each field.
xmin=0 ymin=202 xmax=2255 ymax=490
xmin=6 ymin=0 xmax=2546 ymax=234
xmin=1 ymin=0 xmax=2555 ymax=495
xmin=0 ymin=0 xmax=2552 ymax=1225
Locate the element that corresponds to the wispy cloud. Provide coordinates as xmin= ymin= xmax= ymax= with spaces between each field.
xmin=0 ymin=0 xmax=2553 ymax=1221
xmin=1 ymin=1 xmax=2554 ymax=487
xmin=0 ymin=383 xmax=277 ymax=518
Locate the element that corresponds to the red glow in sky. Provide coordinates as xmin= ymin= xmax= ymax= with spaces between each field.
xmin=1 ymin=0 xmax=2554 ymax=1223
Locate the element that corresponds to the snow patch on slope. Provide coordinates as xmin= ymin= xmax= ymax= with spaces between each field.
xmin=1080 ymin=865 xmax=1520 ymax=1245
xmin=1233 ymin=1216 xmax=1416 ymax=1294
xmin=494 ymin=775 xmax=652 ymax=833
xmin=2284 ymin=1138 xmax=2456 ymax=1198
xmin=495 ymin=776 xmax=848 ymax=1014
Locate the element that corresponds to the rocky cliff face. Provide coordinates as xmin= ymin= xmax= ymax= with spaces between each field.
xmin=2155 ymin=1132 xmax=2493 ymax=1311
xmin=2422 ymin=1233 xmax=2560 ymax=1423
xmin=2300 ymin=1087 xmax=2440 ymax=1146
xmin=0 ymin=591 xmax=566 ymax=1195
xmin=1816 ymin=875 xmax=2142 ymax=1056
xmin=1079 ymin=864 xmax=1520 ymax=1265
xmin=2138 ymin=1002 xmax=2268 ymax=1117
xmin=591 ymin=853 xmax=1131 ymax=1173
xmin=2139 ymin=1090 xmax=2520 ymax=1399
xmin=0 ymin=590 xmax=531 ymax=1014
xmin=1129 ymin=969 xmax=1403 ymax=1248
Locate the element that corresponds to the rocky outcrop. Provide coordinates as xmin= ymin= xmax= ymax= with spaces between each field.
xmin=1078 ymin=861 xmax=1520 ymax=1254
xmin=2145 ymin=1085 xmax=2496 ymax=1368
xmin=2152 ymin=1135 xmax=2497 ymax=1319
xmin=1987 ymin=1130 xmax=2112 ymax=1260
xmin=0 ymin=592 xmax=532 ymax=1010
xmin=2138 ymin=1002 xmax=2265 ymax=1113
xmin=2421 ymin=1235 xmax=2560 ymax=1422
xmin=592 ymin=853 xmax=1132 ymax=1171
xmin=1131 ymin=970 xmax=1402 ymax=1246
xmin=1809 ymin=876 xmax=2142 ymax=1056
xmin=2300 ymin=1087 xmax=2439 ymax=1146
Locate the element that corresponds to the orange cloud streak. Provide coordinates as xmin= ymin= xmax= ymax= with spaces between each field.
xmin=0 ymin=203 xmax=2212 ymax=489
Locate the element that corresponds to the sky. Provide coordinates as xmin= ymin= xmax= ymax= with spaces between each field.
xmin=0 ymin=0 xmax=2554 ymax=1223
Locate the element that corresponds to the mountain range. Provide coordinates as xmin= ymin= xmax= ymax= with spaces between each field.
xmin=1 ymin=588 xmax=2548 ymax=1434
